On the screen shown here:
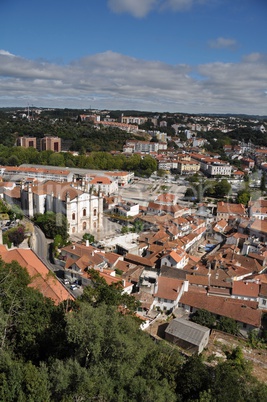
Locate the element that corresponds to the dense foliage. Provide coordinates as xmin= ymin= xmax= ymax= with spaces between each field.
xmin=191 ymin=309 xmax=240 ymax=335
xmin=33 ymin=212 xmax=69 ymax=242
xmin=0 ymin=144 xmax=157 ymax=176
xmin=0 ymin=261 xmax=267 ymax=401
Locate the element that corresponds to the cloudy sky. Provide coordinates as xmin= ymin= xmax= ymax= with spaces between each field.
xmin=1 ymin=0 xmax=267 ymax=115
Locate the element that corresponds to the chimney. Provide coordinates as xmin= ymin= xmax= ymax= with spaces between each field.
xmin=183 ymin=280 xmax=189 ymax=292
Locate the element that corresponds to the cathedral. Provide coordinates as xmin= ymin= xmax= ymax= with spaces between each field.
xmin=20 ymin=181 xmax=103 ymax=235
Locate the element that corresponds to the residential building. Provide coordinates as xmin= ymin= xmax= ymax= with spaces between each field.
xmin=216 ymin=201 xmax=246 ymax=222
xmin=191 ymin=153 xmax=232 ymax=177
xmin=179 ymin=291 xmax=262 ymax=335
xmin=40 ymin=136 xmax=61 ymax=152
xmin=105 ymin=171 xmax=134 ymax=187
xmin=113 ymin=201 xmax=139 ymax=217
xmin=160 ymin=249 xmax=188 ymax=269
xmin=0 ymin=165 xmax=73 ymax=182
xmin=177 ymin=160 xmax=200 ymax=174
xmin=153 ymin=277 xmax=189 ymax=312
xmin=121 ymin=115 xmax=148 ymax=125
xmin=17 ymin=136 xmax=37 ymax=148
xmin=89 ymin=176 xmax=118 ymax=195
xmin=248 ymin=199 xmax=267 ymax=220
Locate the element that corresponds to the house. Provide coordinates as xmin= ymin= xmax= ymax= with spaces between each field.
xmin=216 ymin=201 xmax=246 ymax=222
xmin=165 ymin=317 xmax=210 ymax=354
xmin=89 ymin=176 xmax=118 ymax=195
xmin=113 ymin=201 xmax=139 ymax=217
xmin=153 ymin=277 xmax=189 ymax=312
xmin=179 ymin=291 xmax=262 ymax=335
xmin=160 ymin=249 xmax=188 ymax=269
xmin=231 ymin=280 xmax=260 ymax=302
xmin=258 ymin=283 xmax=267 ymax=310
xmin=249 ymin=219 xmax=267 ymax=242
xmin=248 ymin=199 xmax=267 ymax=221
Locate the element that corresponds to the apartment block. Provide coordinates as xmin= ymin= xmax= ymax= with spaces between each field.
xmin=17 ymin=137 xmax=37 ymax=148
xmin=40 ymin=136 xmax=61 ymax=152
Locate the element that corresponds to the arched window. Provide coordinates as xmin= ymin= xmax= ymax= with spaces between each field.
xmin=83 ymin=221 xmax=87 ymax=230
xmin=83 ymin=208 xmax=86 ymax=217
xmin=72 ymin=213 xmax=75 ymax=220
xmin=93 ymin=208 xmax=97 ymax=216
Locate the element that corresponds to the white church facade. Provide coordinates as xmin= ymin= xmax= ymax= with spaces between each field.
xmin=19 ymin=181 xmax=103 ymax=236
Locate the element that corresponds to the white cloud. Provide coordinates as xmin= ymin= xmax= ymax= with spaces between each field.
xmin=108 ymin=0 xmax=212 ymax=17
xmin=0 ymin=50 xmax=266 ymax=114
xmin=208 ymin=37 xmax=238 ymax=50
xmin=0 ymin=49 xmax=15 ymax=56
xmin=107 ymin=0 xmax=158 ymax=18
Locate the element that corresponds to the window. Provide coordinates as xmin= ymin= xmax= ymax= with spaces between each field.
xmin=93 ymin=208 xmax=97 ymax=216
xmin=83 ymin=208 xmax=86 ymax=217
xmin=72 ymin=227 xmax=75 ymax=233
xmin=72 ymin=213 xmax=75 ymax=220
xmin=83 ymin=222 xmax=87 ymax=230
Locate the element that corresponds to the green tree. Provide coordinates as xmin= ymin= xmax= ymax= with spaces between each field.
xmin=217 ymin=316 xmax=240 ymax=335
xmin=237 ymin=189 xmax=251 ymax=206
xmin=6 ymin=225 xmax=25 ymax=247
xmin=260 ymin=171 xmax=266 ymax=193
xmin=191 ymin=309 xmax=216 ymax=328
xmin=34 ymin=212 xmax=68 ymax=242
xmin=214 ymin=179 xmax=231 ymax=198
xmin=82 ymin=232 xmax=94 ymax=243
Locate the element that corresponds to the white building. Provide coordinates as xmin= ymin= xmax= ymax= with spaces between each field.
xmin=20 ymin=181 xmax=103 ymax=235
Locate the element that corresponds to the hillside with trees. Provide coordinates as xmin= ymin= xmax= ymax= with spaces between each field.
xmin=0 ymin=261 xmax=267 ymax=401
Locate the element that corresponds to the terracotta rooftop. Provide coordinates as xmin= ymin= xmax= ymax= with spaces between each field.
xmin=217 ymin=202 xmax=245 ymax=215
xmin=250 ymin=219 xmax=267 ymax=234
xmin=232 ymin=280 xmax=260 ymax=298
xmin=124 ymin=253 xmax=154 ymax=268
xmin=0 ymin=247 xmax=74 ymax=305
xmin=180 ymin=291 xmax=261 ymax=327
xmin=154 ymin=276 xmax=184 ymax=301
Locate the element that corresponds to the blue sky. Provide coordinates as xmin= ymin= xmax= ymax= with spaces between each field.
xmin=0 ymin=0 xmax=266 ymax=114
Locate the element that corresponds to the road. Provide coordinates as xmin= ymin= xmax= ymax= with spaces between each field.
xmin=31 ymin=223 xmax=82 ymax=298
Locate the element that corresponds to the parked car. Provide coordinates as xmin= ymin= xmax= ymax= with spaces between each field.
xmin=63 ymin=279 xmax=70 ymax=285
xmin=70 ymin=284 xmax=78 ymax=291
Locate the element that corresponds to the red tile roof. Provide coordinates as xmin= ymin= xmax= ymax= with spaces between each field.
xmin=0 ymin=247 xmax=74 ymax=305
xmin=180 ymin=291 xmax=261 ymax=327
xmin=154 ymin=276 xmax=184 ymax=301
